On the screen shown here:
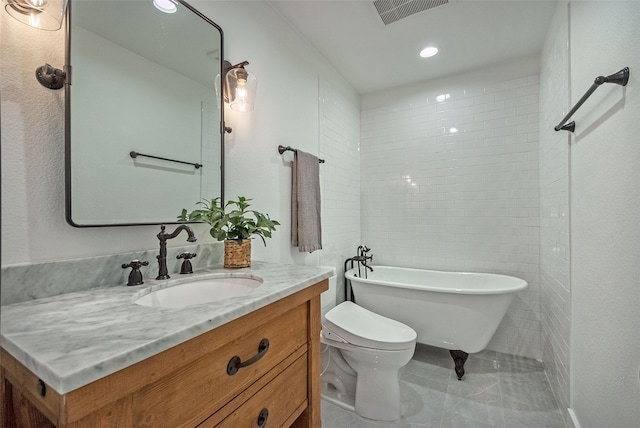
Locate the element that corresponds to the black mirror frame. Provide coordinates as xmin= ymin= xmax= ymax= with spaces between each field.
xmin=64 ymin=0 xmax=225 ymax=228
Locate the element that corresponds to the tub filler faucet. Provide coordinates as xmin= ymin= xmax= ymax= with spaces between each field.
xmin=344 ymin=246 xmax=374 ymax=302
xmin=156 ymin=224 xmax=197 ymax=280
xmin=346 ymin=245 xmax=373 ymax=273
xmin=357 ymin=246 xmax=373 ymax=269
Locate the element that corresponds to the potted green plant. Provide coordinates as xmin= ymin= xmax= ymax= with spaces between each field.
xmin=179 ymin=196 xmax=279 ymax=268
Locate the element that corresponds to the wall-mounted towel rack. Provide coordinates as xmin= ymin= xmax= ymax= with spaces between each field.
xmin=277 ymin=145 xmax=325 ymax=163
xmin=554 ymin=67 xmax=629 ymax=133
xmin=129 ymin=151 xmax=202 ymax=169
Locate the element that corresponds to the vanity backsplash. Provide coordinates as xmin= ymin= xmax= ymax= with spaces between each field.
xmin=1 ymin=242 xmax=223 ymax=306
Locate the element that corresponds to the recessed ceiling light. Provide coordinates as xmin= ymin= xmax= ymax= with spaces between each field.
xmin=153 ymin=0 xmax=177 ymax=13
xmin=419 ymin=46 xmax=439 ymax=58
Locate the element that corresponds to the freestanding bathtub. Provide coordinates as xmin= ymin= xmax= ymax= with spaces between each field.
xmin=345 ymin=266 xmax=527 ymax=378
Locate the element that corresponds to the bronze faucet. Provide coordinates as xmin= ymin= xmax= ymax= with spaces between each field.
xmin=343 ymin=245 xmax=374 ymax=302
xmin=156 ymin=224 xmax=197 ymax=280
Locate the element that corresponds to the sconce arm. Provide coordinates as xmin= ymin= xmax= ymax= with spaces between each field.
xmin=35 ymin=64 xmax=68 ymax=90
xmin=223 ymin=60 xmax=250 ymax=75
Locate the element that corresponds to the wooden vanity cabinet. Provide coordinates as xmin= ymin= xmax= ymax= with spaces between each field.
xmin=1 ymin=280 xmax=327 ymax=428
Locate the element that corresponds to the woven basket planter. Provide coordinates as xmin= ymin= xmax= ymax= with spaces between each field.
xmin=224 ymin=239 xmax=251 ymax=268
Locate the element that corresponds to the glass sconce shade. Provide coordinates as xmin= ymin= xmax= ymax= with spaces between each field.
xmin=3 ymin=0 xmax=68 ymax=30
xmin=225 ymin=66 xmax=257 ymax=112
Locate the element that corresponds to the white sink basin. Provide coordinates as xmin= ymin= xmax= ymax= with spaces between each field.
xmin=135 ymin=276 xmax=263 ymax=308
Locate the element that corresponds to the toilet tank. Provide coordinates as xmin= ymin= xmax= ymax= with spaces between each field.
xmin=320 ymin=267 xmax=337 ymax=316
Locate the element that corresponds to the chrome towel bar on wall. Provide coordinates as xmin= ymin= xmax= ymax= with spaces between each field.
xmin=554 ymin=67 xmax=629 ymax=133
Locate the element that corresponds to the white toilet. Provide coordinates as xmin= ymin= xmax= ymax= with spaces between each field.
xmin=320 ymin=270 xmax=417 ymax=421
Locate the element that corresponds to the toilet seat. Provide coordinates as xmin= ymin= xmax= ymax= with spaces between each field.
xmin=322 ymin=301 xmax=417 ymax=351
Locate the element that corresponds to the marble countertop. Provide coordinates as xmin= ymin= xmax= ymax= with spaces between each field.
xmin=0 ymin=262 xmax=332 ymax=395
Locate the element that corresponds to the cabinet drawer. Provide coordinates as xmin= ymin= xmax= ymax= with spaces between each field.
xmin=132 ymin=303 xmax=308 ymax=427
xmin=214 ymin=352 xmax=308 ymax=428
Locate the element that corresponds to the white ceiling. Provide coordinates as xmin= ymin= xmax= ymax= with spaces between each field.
xmin=270 ymin=0 xmax=558 ymax=95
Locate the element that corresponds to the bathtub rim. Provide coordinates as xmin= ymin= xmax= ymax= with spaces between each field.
xmin=345 ymin=266 xmax=527 ymax=295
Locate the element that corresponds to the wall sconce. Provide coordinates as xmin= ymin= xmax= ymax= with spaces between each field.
xmin=3 ymin=0 xmax=68 ymax=89
xmin=223 ymin=60 xmax=257 ymax=113
xmin=3 ymin=0 xmax=68 ymax=31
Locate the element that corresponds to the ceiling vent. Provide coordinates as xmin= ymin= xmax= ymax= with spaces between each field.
xmin=373 ymin=0 xmax=450 ymax=25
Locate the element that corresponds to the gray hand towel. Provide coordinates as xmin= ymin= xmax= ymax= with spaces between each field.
xmin=291 ymin=150 xmax=322 ymax=253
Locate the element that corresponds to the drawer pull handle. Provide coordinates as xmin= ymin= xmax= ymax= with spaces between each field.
xmin=37 ymin=379 xmax=46 ymax=397
xmin=257 ymin=408 xmax=269 ymax=427
xmin=227 ymin=338 xmax=270 ymax=376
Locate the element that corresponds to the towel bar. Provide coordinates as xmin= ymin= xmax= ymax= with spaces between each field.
xmin=277 ymin=145 xmax=325 ymax=163
xmin=554 ymin=67 xmax=629 ymax=133
xmin=129 ymin=151 xmax=202 ymax=169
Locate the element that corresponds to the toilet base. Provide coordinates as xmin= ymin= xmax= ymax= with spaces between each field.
xmin=321 ymin=383 xmax=355 ymax=412
xmin=321 ymin=374 xmax=404 ymax=421
xmin=321 ymin=341 xmax=408 ymax=421
xmin=353 ymin=368 xmax=402 ymax=421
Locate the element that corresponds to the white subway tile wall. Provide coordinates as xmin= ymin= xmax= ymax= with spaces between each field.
xmin=360 ymin=68 xmax=542 ymax=359
xmin=539 ymin=2 xmax=571 ymax=415
xmin=318 ymin=79 xmax=361 ymax=300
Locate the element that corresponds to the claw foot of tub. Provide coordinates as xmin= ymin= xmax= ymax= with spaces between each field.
xmin=449 ymin=350 xmax=469 ymax=380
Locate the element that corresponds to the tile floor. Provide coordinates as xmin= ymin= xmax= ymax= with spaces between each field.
xmin=320 ymin=344 xmax=568 ymax=428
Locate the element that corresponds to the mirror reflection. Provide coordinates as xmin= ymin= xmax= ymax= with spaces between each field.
xmin=66 ymin=0 xmax=223 ymax=226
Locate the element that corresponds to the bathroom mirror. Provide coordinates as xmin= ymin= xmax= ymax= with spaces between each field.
xmin=66 ymin=0 xmax=224 ymax=226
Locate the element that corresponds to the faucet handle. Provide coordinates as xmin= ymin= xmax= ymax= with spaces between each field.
xmin=122 ymin=260 xmax=149 ymax=286
xmin=177 ymin=252 xmax=197 ymax=274
xmin=177 ymin=252 xmax=197 ymax=260
xmin=360 ymin=245 xmax=373 ymax=261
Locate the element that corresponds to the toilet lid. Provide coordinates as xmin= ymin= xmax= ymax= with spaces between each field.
xmin=322 ymin=301 xmax=417 ymax=351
